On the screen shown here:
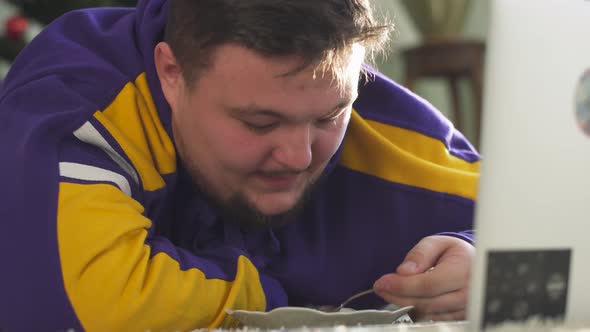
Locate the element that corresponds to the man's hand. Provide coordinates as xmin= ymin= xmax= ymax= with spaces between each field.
xmin=373 ymin=235 xmax=475 ymax=321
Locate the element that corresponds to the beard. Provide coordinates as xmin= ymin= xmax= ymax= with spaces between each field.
xmin=213 ymin=179 xmax=318 ymax=229
xmin=183 ymin=159 xmax=321 ymax=229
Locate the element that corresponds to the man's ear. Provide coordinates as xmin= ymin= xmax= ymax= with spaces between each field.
xmin=154 ymin=42 xmax=183 ymax=112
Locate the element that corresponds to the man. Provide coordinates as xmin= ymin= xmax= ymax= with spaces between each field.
xmin=0 ymin=0 xmax=479 ymax=331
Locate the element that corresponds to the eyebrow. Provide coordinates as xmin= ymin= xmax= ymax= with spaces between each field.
xmin=228 ymin=96 xmax=356 ymax=120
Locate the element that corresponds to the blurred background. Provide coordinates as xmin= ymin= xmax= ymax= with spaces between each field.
xmin=0 ymin=0 xmax=489 ymax=146
xmin=0 ymin=0 xmax=136 ymax=75
xmin=372 ymin=0 xmax=489 ymax=146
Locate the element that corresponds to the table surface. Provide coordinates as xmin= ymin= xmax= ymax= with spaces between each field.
xmin=210 ymin=321 xmax=590 ymax=332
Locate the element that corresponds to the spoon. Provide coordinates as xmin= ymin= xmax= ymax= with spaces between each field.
xmin=326 ymin=289 xmax=375 ymax=312
xmin=324 ymin=266 xmax=436 ymax=313
xmin=326 ymin=267 xmax=436 ymax=313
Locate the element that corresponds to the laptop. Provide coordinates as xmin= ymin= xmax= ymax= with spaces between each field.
xmin=467 ymin=0 xmax=590 ymax=329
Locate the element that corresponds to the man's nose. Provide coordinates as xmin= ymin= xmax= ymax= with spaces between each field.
xmin=272 ymin=125 xmax=313 ymax=171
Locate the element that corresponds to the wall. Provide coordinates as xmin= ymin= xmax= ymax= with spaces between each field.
xmin=371 ymin=0 xmax=489 ymax=143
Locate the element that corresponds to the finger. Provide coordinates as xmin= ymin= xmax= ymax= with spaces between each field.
xmin=376 ymin=288 xmax=468 ymax=315
xmin=398 ymin=236 xmax=475 ymax=276
xmin=375 ymin=265 xmax=465 ymax=298
xmin=397 ymin=237 xmax=447 ymax=276
xmin=415 ymin=310 xmax=466 ymax=322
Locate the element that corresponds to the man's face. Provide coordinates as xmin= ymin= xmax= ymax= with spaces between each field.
xmin=157 ymin=43 xmax=364 ymax=226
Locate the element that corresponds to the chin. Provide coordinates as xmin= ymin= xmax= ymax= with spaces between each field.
xmin=254 ymin=193 xmax=301 ymax=216
xmin=219 ymin=186 xmax=315 ymax=229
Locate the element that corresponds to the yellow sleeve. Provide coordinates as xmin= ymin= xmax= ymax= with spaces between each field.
xmin=57 ymin=181 xmax=267 ymax=331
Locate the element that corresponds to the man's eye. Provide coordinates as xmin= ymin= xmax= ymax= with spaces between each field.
xmin=316 ymin=114 xmax=341 ymax=126
xmin=316 ymin=117 xmax=337 ymax=126
xmin=242 ymin=121 xmax=279 ymax=132
xmin=316 ymin=108 xmax=347 ymax=127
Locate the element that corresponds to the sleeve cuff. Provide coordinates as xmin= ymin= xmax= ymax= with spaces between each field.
xmin=437 ymin=229 xmax=475 ymax=245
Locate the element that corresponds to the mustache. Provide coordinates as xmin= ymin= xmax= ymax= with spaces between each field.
xmin=254 ymin=168 xmax=309 ymax=177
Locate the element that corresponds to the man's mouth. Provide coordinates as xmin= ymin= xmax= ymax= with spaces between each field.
xmin=255 ymin=172 xmax=302 ymax=190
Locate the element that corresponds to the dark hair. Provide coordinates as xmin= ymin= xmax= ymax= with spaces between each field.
xmin=164 ymin=0 xmax=391 ymax=86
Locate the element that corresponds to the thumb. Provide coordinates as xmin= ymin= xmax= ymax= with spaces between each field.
xmin=397 ymin=236 xmax=447 ymax=276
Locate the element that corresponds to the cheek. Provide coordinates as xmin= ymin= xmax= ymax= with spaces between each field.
xmin=312 ymin=122 xmax=349 ymax=164
xmin=178 ymin=109 xmax=267 ymax=175
xmin=215 ymin=125 xmax=271 ymax=169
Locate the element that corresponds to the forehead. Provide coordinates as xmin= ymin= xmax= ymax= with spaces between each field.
xmin=198 ymin=43 xmax=363 ymax=99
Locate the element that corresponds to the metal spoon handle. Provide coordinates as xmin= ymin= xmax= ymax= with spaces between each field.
xmin=336 ymin=289 xmax=375 ymax=311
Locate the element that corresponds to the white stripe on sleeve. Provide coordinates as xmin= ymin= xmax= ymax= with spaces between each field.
xmin=73 ymin=121 xmax=140 ymax=185
xmin=59 ymin=162 xmax=132 ymax=196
